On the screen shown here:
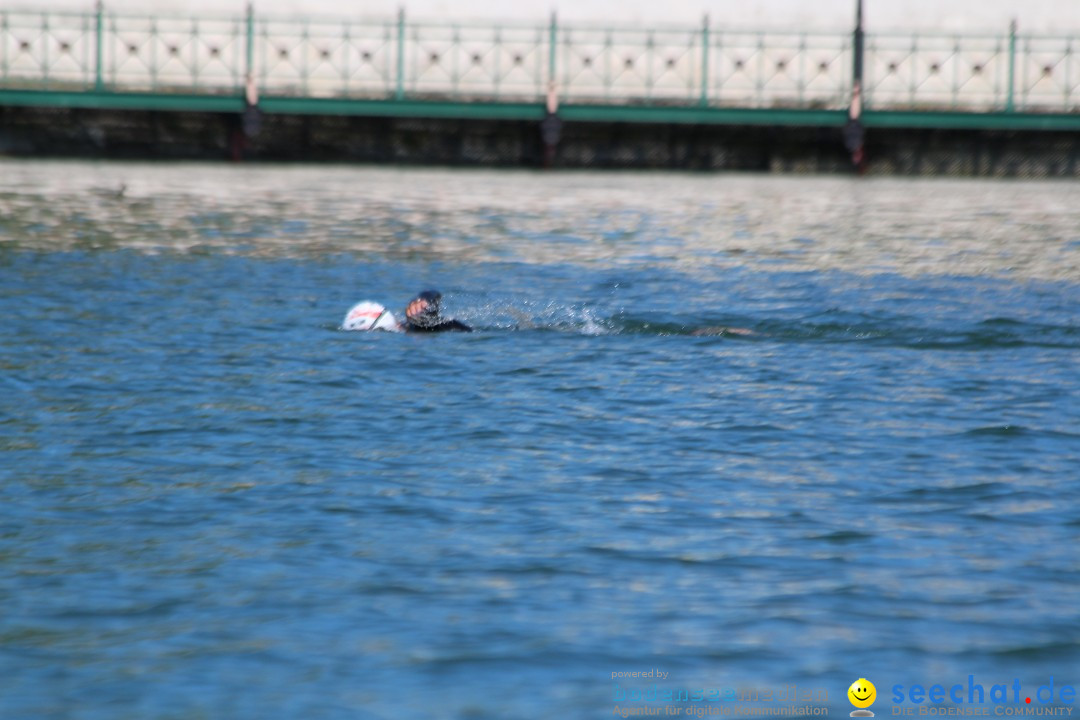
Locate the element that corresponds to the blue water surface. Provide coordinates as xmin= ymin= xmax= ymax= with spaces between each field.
xmin=1 ymin=164 xmax=1079 ymax=719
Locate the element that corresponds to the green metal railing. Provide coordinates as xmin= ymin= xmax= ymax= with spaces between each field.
xmin=862 ymin=28 xmax=1080 ymax=111
xmin=0 ymin=5 xmax=1077 ymax=112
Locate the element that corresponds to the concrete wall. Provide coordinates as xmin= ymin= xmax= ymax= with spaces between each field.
xmin=2 ymin=105 xmax=1078 ymax=176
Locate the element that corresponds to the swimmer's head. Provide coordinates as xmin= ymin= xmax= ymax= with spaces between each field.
xmin=343 ymin=301 xmax=400 ymax=331
xmin=405 ymin=289 xmax=442 ymax=328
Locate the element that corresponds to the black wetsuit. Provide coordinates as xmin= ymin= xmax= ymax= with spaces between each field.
xmin=406 ymin=319 xmax=472 ymax=333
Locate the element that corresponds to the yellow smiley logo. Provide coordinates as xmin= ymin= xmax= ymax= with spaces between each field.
xmin=848 ymin=678 xmax=877 ymax=709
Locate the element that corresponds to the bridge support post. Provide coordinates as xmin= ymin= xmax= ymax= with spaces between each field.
xmin=231 ymin=3 xmax=261 ymax=161
xmin=395 ymin=8 xmax=405 ymax=100
xmin=547 ymin=12 xmax=557 ymax=96
xmin=541 ymin=12 xmax=561 ymax=169
xmin=1006 ymin=19 xmax=1017 ymax=112
xmin=844 ymin=0 xmax=866 ymax=173
xmin=244 ymin=2 xmax=254 ymax=90
xmin=699 ymin=14 xmax=710 ymax=107
xmin=94 ymin=0 xmax=104 ymax=91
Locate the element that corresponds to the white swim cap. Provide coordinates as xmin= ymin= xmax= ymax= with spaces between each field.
xmin=342 ymin=301 xmax=401 ymax=332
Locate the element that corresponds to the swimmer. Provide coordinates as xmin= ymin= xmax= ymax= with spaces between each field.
xmin=342 ymin=290 xmax=471 ymax=333
xmin=403 ymin=290 xmax=472 ymax=333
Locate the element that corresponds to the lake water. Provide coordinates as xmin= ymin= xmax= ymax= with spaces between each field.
xmin=1 ymin=162 xmax=1079 ymax=719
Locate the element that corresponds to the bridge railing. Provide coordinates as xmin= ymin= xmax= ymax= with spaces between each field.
xmin=0 ymin=5 xmax=1077 ymax=112
xmin=1016 ymin=34 xmax=1080 ymax=111
xmin=865 ymin=32 xmax=1012 ymax=110
xmin=864 ymin=30 xmax=1080 ymax=112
